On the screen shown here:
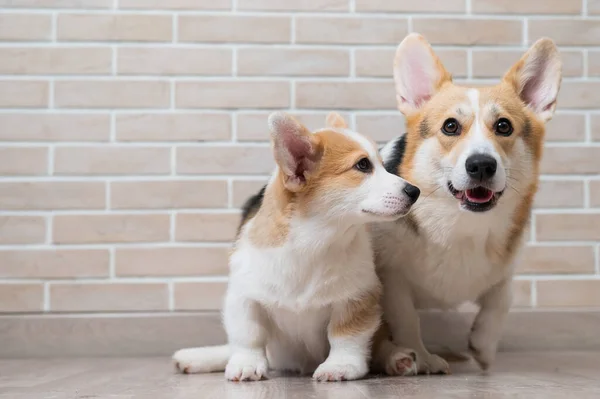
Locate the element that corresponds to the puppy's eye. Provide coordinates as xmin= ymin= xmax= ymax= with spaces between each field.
xmin=355 ymin=158 xmax=372 ymax=173
xmin=495 ymin=118 xmax=513 ymax=136
xmin=441 ymin=118 xmax=461 ymax=136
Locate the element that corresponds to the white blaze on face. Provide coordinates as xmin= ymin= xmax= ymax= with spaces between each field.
xmin=450 ymin=89 xmax=507 ymax=192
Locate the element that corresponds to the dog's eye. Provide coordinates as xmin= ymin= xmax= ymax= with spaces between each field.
xmin=355 ymin=158 xmax=372 ymax=173
xmin=441 ymin=118 xmax=461 ymax=136
xmin=495 ymin=118 xmax=513 ymax=136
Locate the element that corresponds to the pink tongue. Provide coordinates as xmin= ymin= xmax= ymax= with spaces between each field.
xmin=465 ymin=188 xmax=493 ymax=203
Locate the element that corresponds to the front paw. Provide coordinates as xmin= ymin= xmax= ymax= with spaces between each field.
xmin=384 ymin=347 xmax=418 ymax=376
xmin=225 ymin=351 xmax=268 ymax=382
xmin=468 ymin=330 xmax=497 ymax=370
xmin=313 ymin=359 xmax=368 ymax=382
xmin=418 ymin=354 xmax=450 ymax=375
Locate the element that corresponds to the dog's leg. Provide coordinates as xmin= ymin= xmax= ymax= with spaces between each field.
xmin=313 ymin=288 xmax=381 ymax=382
xmin=382 ymin=274 xmax=450 ymax=375
xmin=469 ymin=277 xmax=512 ymax=370
xmin=371 ymin=322 xmax=417 ymax=376
xmin=223 ymin=289 xmax=269 ymax=382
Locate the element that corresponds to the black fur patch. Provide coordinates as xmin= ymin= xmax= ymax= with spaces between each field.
xmin=419 ymin=118 xmax=430 ymax=138
xmin=383 ymin=135 xmax=407 ymax=176
xmin=240 ymin=185 xmax=266 ymax=226
xmin=522 ymin=117 xmax=531 ymax=139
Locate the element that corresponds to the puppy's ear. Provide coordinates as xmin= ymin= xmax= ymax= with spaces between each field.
xmin=393 ymin=33 xmax=452 ymax=116
xmin=503 ymin=38 xmax=562 ymax=122
xmin=268 ymin=112 xmax=321 ymax=192
xmin=325 ymin=112 xmax=348 ymax=129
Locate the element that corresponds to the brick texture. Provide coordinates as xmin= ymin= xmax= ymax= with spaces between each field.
xmin=0 ymin=1 xmax=599 ymax=314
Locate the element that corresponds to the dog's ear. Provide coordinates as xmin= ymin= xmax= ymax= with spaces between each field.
xmin=325 ymin=112 xmax=348 ymax=129
xmin=503 ymin=38 xmax=562 ymax=122
xmin=268 ymin=112 xmax=322 ymax=192
xmin=393 ymin=33 xmax=452 ymax=116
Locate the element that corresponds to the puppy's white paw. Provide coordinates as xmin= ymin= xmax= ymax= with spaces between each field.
xmin=384 ymin=348 xmax=417 ymax=376
xmin=312 ymin=359 xmax=368 ymax=382
xmin=469 ymin=331 xmax=497 ymax=371
xmin=418 ymin=353 xmax=450 ymax=375
xmin=173 ymin=348 xmax=202 ymax=374
xmin=225 ymin=351 xmax=268 ymax=382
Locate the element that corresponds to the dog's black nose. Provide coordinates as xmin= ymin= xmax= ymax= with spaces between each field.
xmin=465 ymin=154 xmax=497 ymax=181
xmin=403 ymin=183 xmax=421 ymax=203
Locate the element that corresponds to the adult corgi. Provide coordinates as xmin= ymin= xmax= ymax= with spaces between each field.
xmin=373 ymin=34 xmax=562 ymax=374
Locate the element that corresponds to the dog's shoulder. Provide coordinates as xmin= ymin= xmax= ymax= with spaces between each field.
xmin=381 ymin=134 xmax=407 ymax=176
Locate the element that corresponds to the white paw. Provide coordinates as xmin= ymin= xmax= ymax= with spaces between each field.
xmin=225 ymin=351 xmax=268 ymax=382
xmin=384 ymin=348 xmax=417 ymax=376
xmin=418 ymin=354 xmax=450 ymax=375
xmin=312 ymin=359 xmax=368 ymax=382
xmin=469 ymin=331 xmax=497 ymax=370
xmin=173 ymin=348 xmax=199 ymax=374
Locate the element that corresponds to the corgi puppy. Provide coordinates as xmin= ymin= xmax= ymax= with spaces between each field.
xmin=173 ymin=112 xmax=420 ymax=381
xmin=372 ymin=34 xmax=562 ymax=374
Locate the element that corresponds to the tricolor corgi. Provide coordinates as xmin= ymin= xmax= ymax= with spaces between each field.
xmin=372 ymin=34 xmax=562 ymax=374
xmin=173 ymin=112 xmax=420 ymax=381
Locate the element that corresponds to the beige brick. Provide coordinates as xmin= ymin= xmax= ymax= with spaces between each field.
xmin=176 ymin=81 xmax=289 ymax=109
xmin=0 ymin=216 xmax=46 ymax=245
xmin=0 ymin=81 xmax=48 ymax=108
xmin=591 ymin=0 xmax=600 ymax=14
xmin=119 ymin=0 xmax=230 ymax=9
xmin=58 ymin=14 xmax=172 ymax=42
xmin=355 ymin=48 xmax=467 ymax=78
xmin=55 ymin=80 xmax=169 ymax=109
xmin=541 ymin=147 xmax=600 ymax=175
xmin=50 ymin=283 xmax=168 ymax=312
xmin=116 ymin=113 xmax=230 ymax=142
xmin=176 ymin=213 xmax=239 ymax=242
xmin=0 ymin=182 xmax=105 ymax=210
xmin=588 ymin=181 xmax=600 ymax=207
xmin=0 ymin=0 xmax=111 ymax=7
xmin=0 ymin=114 xmax=110 ymax=142
xmin=232 ymin=180 xmax=268 ymax=208
xmin=179 ymin=15 xmax=290 ymax=43
xmin=0 ymin=48 xmax=111 ymax=75
xmin=355 ymin=114 xmax=407 ymax=143
xmin=0 ymin=147 xmax=47 ymax=176
xmin=545 ymin=114 xmax=586 ymax=142
xmin=518 ymin=246 xmax=595 ymax=274
xmin=537 ymin=280 xmax=600 ymax=308
xmin=239 ymin=0 xmax=347 ymax=11
xmin=473 ymin=0 xmax=581 ymax=14
xmin=296 ymin=17 xmax=408 ymax=45
xmin=472 ymin=50 xmax=583 ymax=78
xmin=0 ymin=14 xmax=51 ymax=41
xmin=528 ymin=20 xmax=600 ymax=46
xmin=111 ymin=180 xmax=228 ymax=209
xmin=512 ymin=280 xmax=532 ymax=308
xmin=236 ymin=112 xmax=350 ymax=142
xmin=296 ymin=81 xmax=394 ymax=110
xmin=536 ymin=213 xmax=600 ymax=241
xmin=534 ymin=180 xmax=584 ymax=209
xmin=413 ymin=18 xmax=522 ymax=45
xmin=118 ymin=48 xmax=232 ymax=76
xmin=0 ymin=249 xmax=109 ymax=279
xmin=238 ymin=48 xmax=349 ymax=77
xmin=0 ymin=284 xmax=43 ymax=313
xmin=115 ymin=247 xmax=229 ymax=277
xmin=174 ymin=281 xmax=227 ymax=311
xmin=53 ymin=214 xmax=170 ymax=244
xmin=592 ymin=115 xmax=600 ymax=141
xmin=54 ymin=146 xmax=170 ymax=175
xmin=177 ymin=146 xmax=273 ymax=175
xmin=356 ymin=0 xmax=464 ymax=12
xmin=588 ymin=51 xmax=600 ymax=77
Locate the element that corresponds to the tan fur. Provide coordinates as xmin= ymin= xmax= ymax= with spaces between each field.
xmin=247 ymin=176 xmax=293 ymax=247
xmin=331 ymin=285 xmax=382 ymax=338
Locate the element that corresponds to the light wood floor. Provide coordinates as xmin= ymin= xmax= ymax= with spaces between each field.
xmin=1 ymin=352 xmax=600 ymax=398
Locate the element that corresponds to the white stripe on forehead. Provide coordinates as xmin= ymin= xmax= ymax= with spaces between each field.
xmin=465 ymin=88 xmax=494 ymax=154
xmin=314 ymin=127 xmax=379 ymax=159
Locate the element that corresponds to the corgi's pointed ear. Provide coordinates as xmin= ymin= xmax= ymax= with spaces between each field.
xmin=393 ymin=33 xmax=452 ymax=116
xmin=325 ymin=112 xmax=348 ymax=129
xmin=503 ymin=38 xmax=562 ymax=122
xmin=268 ymin=112 xmax=321 ymax=192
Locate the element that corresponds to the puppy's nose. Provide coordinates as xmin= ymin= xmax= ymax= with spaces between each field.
xmin=403 ymin=183 xmax=421 ymax=203
xmin=465 ymin=154 xmax=497 ymax=181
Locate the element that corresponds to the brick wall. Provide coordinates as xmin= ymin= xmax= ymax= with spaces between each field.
xmin=0 ymin=0 xmax=599 ymax=313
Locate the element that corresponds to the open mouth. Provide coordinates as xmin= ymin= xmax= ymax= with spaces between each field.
xmin=447 ymin=182 xmax=503 ymax=212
